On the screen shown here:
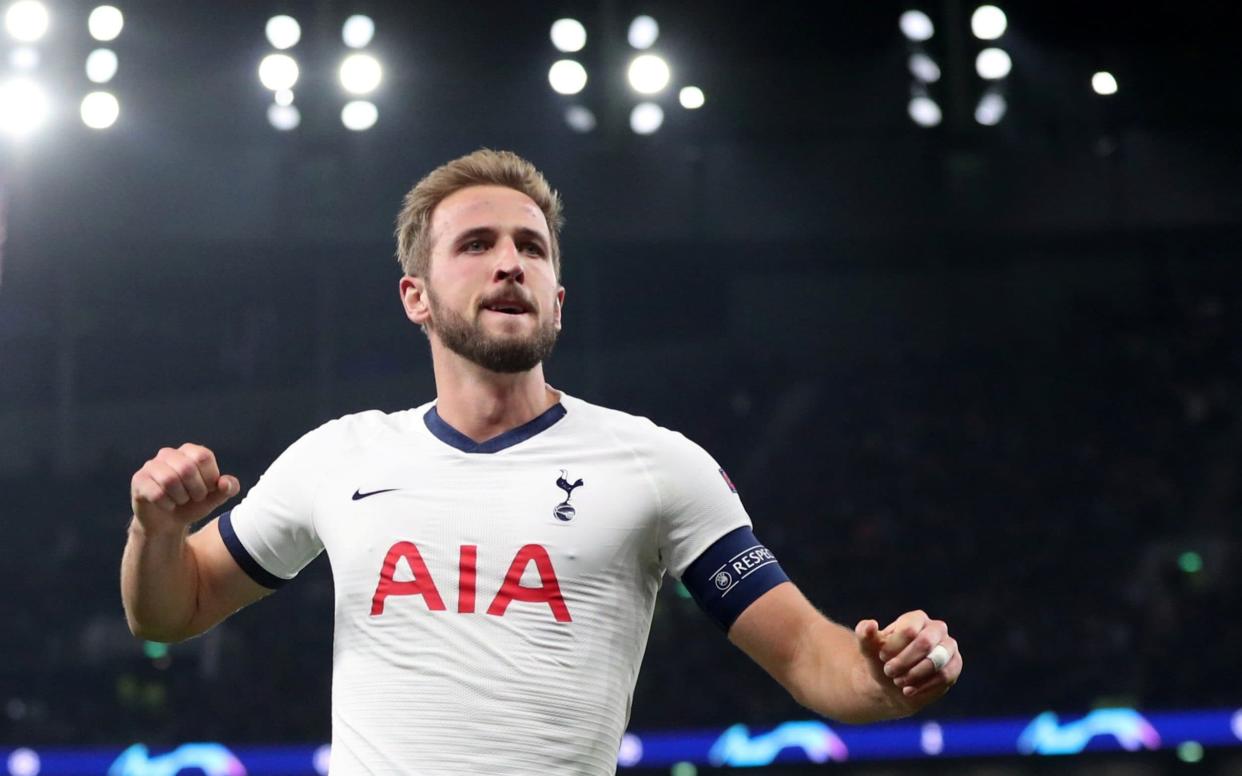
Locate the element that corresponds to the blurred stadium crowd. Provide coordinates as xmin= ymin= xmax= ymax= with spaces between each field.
xmin=0 ymin=236 xmax=1237 ymax=746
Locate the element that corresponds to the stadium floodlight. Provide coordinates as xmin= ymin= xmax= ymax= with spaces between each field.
xmin=564 ymin=105 xmax=596 ymax=133
xmin=975 ymin=47 xmax=1011 ymax=79
xmin=341 ymin=99 xmax=378 ymax=131
xmin=679 ymin=86 xmax=704 ymax=109
xmin=548 ymin=60 xmax=587 ymax=95
xmin=267 ymin=103 xmax=300 ymax=131
xmin=0 ymin=77 xmax=48 ymax=137
xmin=5 ymin=1 xmax=49 ymax=42
xmin=899 ymin=10 xmax=934 ymax=42
xmin=342 ymin=15 xmax=375 ymax=49
xmin=908 ymin=95 xmax=942 ymax=127
xmin=629 ymin=102 xmax=663 ymax=134
xmin=85 ymin=48 xmax=118 ymax=83
xmin=88 ymin=5 xmax=123 ymax=41
xmin=340 ymin=53 xmax=382 ymax=95
xmin=9 ymin=46 xmax=37 ymax=70
xmin=974 ymin=91 xmax=1006 ymax=125
xmin=550 ymin=18 xmax=586 ymax=53
xmin=971 ymin=5 xmax=1007 ymax=40
xmin=80 ymin=90 xmax=119 ymax=129
xmin=6 ymin=749 xmax=39 ymax=776
xmin=275 ymin=88 xmax=293 ymax=106
xmin=1092 ymin=71 xmax=1118 ymax=95
xmin=259 ymin=53 xmax=299 ymax=91
xmin=909 ymin=52 xmax=941 ymax=82
xmin=628 ymin=15 xmax=659 ymax=49
xmin=265 ymin=15 xmax=301 ymax=50
xmin=627 ymin=53 xmax=670 ymax=94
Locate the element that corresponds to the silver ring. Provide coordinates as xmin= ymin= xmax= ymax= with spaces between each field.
xmin=927 ymin=644 xmax=951 ymax=671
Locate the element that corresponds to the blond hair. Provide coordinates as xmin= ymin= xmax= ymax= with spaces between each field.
xmin=395 ymin=149 xmax=564 ymax=279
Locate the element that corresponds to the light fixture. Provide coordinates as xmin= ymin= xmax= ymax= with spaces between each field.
xmin=88 ymin=5 xmax=123 ymax=42
xmin=679 ymin=86 xmax=705 ymax=109
xmin=4 ymin=1 xmax=50 ymax=43
xmin=259 ymin=53 xmax=299 ymax=91
xmin=628 ymin=15 xmax=659 ymax=49
xmin=85 ymin=48 xmax=118 ymax=83
xmin=81 ymin=91 xmax=119 ymax=129
xmin=630 ymin=102 xmax=664 ymax=134
xmin=899 ymin=10 xmax=934 ymax=42
xmin=548 ymin=60 xmax=587 ymax=95
xmin=265 ymin=15 xmax=301 ymax=50
xmin=971 ymin=5 xmax=1007 ymax=40
xmin=627 ymin=54 xmax=670 ymax=94
xmin=550 ymin=18 xmax=586 ymax=53
xmin=342 ymin=15 xmax=375 ymax=49
xmin=975 ymin=47 xmax=1011 ymax=80
xmin=341 ymin=100 xmax=378 ymax=131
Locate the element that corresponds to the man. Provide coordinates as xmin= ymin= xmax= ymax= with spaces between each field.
xmin=121 ymin=149 xmax=962 ymax=774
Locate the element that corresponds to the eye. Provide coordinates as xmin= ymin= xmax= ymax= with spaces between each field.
xmin=522 ymin=243 xmax=546 ymax=257
xmin=463 ymin=239 xmax=488 ymax=253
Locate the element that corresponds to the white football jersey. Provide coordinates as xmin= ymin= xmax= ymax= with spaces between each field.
xmin=222 ymin=388 xmax=751 ymax=775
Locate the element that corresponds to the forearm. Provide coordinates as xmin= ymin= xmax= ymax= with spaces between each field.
xmin=785 ymin=618 xmax=907 ymax=724
xmin=120 ymin=518 xmax=201 ymax=642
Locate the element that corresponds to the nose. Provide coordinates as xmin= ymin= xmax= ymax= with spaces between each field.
xmin=492 ymin=237 xmax=525 ymax=284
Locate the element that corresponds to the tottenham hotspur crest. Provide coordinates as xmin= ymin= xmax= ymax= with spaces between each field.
xmin=554 ymin=469 xmax=584 ymax=521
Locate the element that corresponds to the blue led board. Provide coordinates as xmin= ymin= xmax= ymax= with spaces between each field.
xmin=3 ymin=706 xmax=1240 ymax=774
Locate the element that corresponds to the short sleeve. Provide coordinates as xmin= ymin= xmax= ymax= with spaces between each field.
xmin=652 ymin=429 xmax=753 ymax=579
xmin=219 ymin=422 xmax=335 ymax=587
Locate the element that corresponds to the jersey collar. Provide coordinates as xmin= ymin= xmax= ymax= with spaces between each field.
xmin=423 ymin=401 xmax=567 ymax=454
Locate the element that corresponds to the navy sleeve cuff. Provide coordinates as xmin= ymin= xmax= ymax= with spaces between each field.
xmin=218 ymin=510 xmax=289 ymax=590
xmin=681 ymin=526 xmax=789 ymax=632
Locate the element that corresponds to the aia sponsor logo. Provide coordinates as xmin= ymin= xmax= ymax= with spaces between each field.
xmin=371 ymin=542 xmax=572 ymax=622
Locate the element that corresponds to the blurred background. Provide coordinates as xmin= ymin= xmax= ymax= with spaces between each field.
xmin=1 ymin=0 xmax=1240 ymax=774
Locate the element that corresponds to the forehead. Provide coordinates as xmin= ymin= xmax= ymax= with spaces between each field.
xmin=430 ymin=185 xmax=549 ymax=246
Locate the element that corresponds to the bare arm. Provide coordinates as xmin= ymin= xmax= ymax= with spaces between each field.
xmin=728 ymin=582 xmax=961 ymax=724
xmin=121 ymin=444 xmax=271 ymax=642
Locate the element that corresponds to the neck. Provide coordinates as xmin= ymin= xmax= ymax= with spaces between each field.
xmin=429 ymin=341 xmax=559 ymax=444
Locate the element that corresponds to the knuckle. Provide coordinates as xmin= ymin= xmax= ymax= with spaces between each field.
xmin=902 ymin=625 xmax=919 ymax=640
xmin=914 ymin=632 xmax=934 ymax=650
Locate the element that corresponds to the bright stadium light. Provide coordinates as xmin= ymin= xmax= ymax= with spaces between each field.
xmin=5 ymin=1 xmax=50 ymax=42
xmin=0 ymin=77 xmax=49 ymax=137
xmin=909 ymin=52 xmax=941 ymax=82
xmin=259 ymin=53 xmax=299 ymax=91
xmin=268 ymin=103 xmax=300 ymax=131
xmin=899 ymin=10 xmax=934 ymax=42
xmin=564 ymin=105 xmax=596 ymax=133
xmin=550 ymin=18 xmax=586 ymax=53
xmin=976 ymin=47 xmax=1011 ymax=79
xmin=9 ymin=46 xmax=37 ymax=70
xmin=908 ymin=95 xmax=942 ymax=127
xmin=1092 ymin=71 xmax=1118 ymax=95
xmin=971 ymin=5 xmax=1007 ymax=40
xmin=627 ymin=53 xmax=670 ymax=94
xmin=629 ymin=102 xmax=663 ymax=134
xmin=85 ymin=48 xmax=118 ymax=83
xmin=974 ymin=91 xmax=1006 ymax=125
xmin=265 ymin=15 xmax=301 ymax=50
xmin=6 ymin=749 xmax=39 ymax=776
xmin=340 ymin=53 xmax=382 ymax=95
xmin=679 ymin=85 xmax=704 ymax=109
xmin=548 ymin=60 xmax=587 ymax=95
xmin=80 ymin=90 xmax=119 ymax=129
xmin=342 ymin=14 xmax=374 ymax=48
xmin=341 ymin=99 xmax=377 ymax=131
xmin=628 ymin=15 xmax=659 ymax=49
xmin=88 ymin=5 xmax=123 ymax=41
xmin=275 ymin=88 xmax=293 ymax=106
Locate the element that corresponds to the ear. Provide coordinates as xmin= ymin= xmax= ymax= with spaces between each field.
xmin=400 ymin=275 xmax=431 ymax=327
xmin=553 ymin=285 xmax=566 ymax=331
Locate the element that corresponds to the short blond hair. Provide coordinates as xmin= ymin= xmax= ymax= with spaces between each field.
xmin=395 ymin=149 xmax=564 ymax=279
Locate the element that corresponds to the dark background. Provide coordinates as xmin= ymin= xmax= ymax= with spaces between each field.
xmin=1 ymin=0 xmax=1239 ymax=770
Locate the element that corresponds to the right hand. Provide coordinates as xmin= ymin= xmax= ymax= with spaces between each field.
xmin=131 ymin=443 xmax=240 ymax=534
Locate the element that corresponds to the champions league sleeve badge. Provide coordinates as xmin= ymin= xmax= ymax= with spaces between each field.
xmin=553 ymin=469 xmax=584 ymax=521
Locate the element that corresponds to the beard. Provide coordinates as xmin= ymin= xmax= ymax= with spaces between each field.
xmin=425 ymin=285 xmax=559 ymax=374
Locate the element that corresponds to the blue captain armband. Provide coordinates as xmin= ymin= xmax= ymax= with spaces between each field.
xmin=681 ymin=526 xmax=789 ymax=632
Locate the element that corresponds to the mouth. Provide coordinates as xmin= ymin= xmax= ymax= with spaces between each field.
xmin=481 ymin=298 xmax=533 ymax=316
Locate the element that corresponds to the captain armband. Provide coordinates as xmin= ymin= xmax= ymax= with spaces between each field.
xmin=681 ymin=526 xmax=789 ymax=632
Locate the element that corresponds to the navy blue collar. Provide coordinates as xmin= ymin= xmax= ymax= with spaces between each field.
xmin=424 ymin=402 xmax=567 ymax=454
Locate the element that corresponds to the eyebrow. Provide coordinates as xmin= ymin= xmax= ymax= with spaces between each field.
xmin=451 ymin=226 xmax=548 ymax=249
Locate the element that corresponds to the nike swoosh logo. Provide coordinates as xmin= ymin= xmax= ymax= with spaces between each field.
xmin=352 ymin=488 xmax=400 ymax=501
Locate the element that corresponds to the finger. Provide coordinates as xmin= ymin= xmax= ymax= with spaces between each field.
xmin=854 ymin=619 xmax=884 ymax=656
xmin=893 ymin=636 xmax=957 ymax=688
xmin=198 ymin=474 xmax=240 ymax=513
xmin=903 ymin=650 xmax=963 ymax=697
xmin=146 ymin=458 xmax=192 ymax=505
xmin=180 ymin=443 xmax=221 ymax=490
xmin=886 ymin=620 xmax=948 ymax=678
xmin=877 ymin=609 xmax=928 ymax=661
xmin=132 ymin=472 xmax=178 ymax=513
xmin=157 ymin=448 xmax=209 ymax=501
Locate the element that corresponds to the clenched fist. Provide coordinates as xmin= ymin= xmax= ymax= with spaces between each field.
xmin=130 ymin=443 xmax=239 ymax=534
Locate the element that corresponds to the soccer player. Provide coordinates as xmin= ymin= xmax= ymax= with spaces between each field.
xmin=121 ymin=150 xmax=962 ymax=774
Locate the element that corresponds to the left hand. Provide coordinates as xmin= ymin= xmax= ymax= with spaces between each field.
xmin=855 ymin=610 xmax=962 ymax=711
